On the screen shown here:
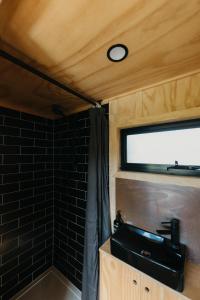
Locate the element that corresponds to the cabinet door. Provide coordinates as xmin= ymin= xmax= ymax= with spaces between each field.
xmin=122 ymin=263 xmax=141 ymax=300
xmin=140 ymin=274 xmax=187 ymax=300
xmin=100 ymin=251 xmax=141 ymax=300
xmin=100 ymin=251 xmax=124 ymax=300
xmin=141 ymin=274 xmax=162 ymax=300
xmin=162 ymin=286 xmax=185 ymax=300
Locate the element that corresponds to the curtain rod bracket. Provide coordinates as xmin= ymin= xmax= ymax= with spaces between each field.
xmin=95 ymin=102 xmax=102 ymax=108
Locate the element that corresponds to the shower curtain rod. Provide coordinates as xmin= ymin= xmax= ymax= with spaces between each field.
xmin=0 ymin=49 xmax=101 ymax=108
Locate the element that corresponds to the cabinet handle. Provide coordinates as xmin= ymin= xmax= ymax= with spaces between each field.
xmin=133 ymin=280 xmax=137 ymax=285
xmin=145 ymin=287 xmax=150 ymax=293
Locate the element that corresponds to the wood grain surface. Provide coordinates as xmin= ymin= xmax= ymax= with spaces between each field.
xmin=0 ymin=55 xmax=90 ymax=118
xmin=109 ymin=71 xmax=200 ymax=225
xmin=0 ymin=0 xmax=200 ymax=116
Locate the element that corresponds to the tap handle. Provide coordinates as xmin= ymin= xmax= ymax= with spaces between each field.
xmin=161 ymin=221 xmax=172 ymax=229
xmin=162 ymin=219 xmax=179 ymax=224
xmin=161 ymin=221 xmax=172 ymax=225
xmin=156 ymin=229 xmax=171 ymax=235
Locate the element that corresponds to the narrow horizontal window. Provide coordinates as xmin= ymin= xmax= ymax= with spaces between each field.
xmin=121 ymin=119 xmax=200 ymax=176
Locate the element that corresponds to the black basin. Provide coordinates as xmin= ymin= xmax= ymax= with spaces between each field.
xmin=111 ymin=223 xmax=186 ymax=291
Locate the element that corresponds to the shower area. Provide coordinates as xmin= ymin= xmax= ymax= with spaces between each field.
xmin=0 ymin=104 xmax=110 ymax=300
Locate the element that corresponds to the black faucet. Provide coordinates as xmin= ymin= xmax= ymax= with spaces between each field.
xmin=114 ymin=210 xmax=124 ymax=232
xmin=156 ymin=218 xmax=180 ymax=249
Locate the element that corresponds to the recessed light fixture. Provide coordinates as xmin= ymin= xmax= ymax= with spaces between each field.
xmin=107 ymin=44 xmax=128 ymax=62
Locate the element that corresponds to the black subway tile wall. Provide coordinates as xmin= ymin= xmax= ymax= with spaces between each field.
xmin=54 ymin=110 xmax=89 ymax=290
xmin=0 ymin=107 xmax=54 ymax=300
xmin=0 ymin=106 xmax=91 ymax=299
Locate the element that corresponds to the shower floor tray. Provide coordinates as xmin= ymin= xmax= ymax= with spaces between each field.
xmin=11 ymin=267 xmax=81 ymax=300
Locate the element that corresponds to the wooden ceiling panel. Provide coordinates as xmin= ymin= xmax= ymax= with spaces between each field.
xmin=0 ymin=55 xmax=89 ymax=118
xmin=0 ymin=0 xmax=200 ymax=117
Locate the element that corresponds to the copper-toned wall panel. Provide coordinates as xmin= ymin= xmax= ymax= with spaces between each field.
xmin=116 ymin=178 xmax=200 ymax=263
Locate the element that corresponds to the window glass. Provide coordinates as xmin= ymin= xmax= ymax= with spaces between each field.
xmin=127 ymin=128 xmax=200 ymax=166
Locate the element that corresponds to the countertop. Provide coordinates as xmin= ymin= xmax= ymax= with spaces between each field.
xmin=100 ymin=239 xmax=200 ymax=300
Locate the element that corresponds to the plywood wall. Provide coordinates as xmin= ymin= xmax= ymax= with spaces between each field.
xmin=108 ymin=72 xmax=200 ymax=224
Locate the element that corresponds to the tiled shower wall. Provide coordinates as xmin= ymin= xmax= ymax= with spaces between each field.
xmin=0 ymin=107 xmax=90 ymax=299
xmin=54 ymin=110 xmax=89 ymax=290
xmin=0 ymin=108 xmax=54 ymax=300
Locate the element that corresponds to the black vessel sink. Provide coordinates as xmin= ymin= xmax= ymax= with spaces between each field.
xmin=111 ymin=223 xmax=186 ymax=291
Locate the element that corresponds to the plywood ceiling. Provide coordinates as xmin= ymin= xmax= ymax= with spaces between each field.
xmin=0 ymin=0 xmax=200 ymax=118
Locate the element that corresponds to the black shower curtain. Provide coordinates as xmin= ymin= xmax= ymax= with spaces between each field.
xmin=82 ymin=107 xmax=111 ymax=300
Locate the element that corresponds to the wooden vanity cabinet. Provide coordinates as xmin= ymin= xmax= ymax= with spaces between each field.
xmin=140 ymin=274 xmax=161 ymax=300
xmin=100 ymin=249 xmax=189 ymax=300
xmin=100 ymin=249 xmax=140 ymax=300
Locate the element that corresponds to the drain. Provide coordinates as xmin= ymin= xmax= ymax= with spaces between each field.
xmin=141 ymin=250 xmax=151 ymax=258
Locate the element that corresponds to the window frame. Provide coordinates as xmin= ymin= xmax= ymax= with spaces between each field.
xmin=120 ymin=119 xmax=200 ymax=177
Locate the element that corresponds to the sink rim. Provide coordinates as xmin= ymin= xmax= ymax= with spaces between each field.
xmin=111 ymin=223 xmax=186 ymax=272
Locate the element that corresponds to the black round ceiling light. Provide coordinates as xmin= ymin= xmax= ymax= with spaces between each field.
xmin=107 ymin=44 xmax=128 ymax=62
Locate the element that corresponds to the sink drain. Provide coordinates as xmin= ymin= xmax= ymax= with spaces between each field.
xmin=141 ymin=250 xmax=151 ymax=258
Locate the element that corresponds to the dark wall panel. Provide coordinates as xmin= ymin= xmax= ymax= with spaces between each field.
xmin=116 ymin=178 xmax=200 ymax=263
xmin=0 ymin=107 xmax=54 ymax=300
xmin=54 ymin=110 xmax=89 ymax=290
